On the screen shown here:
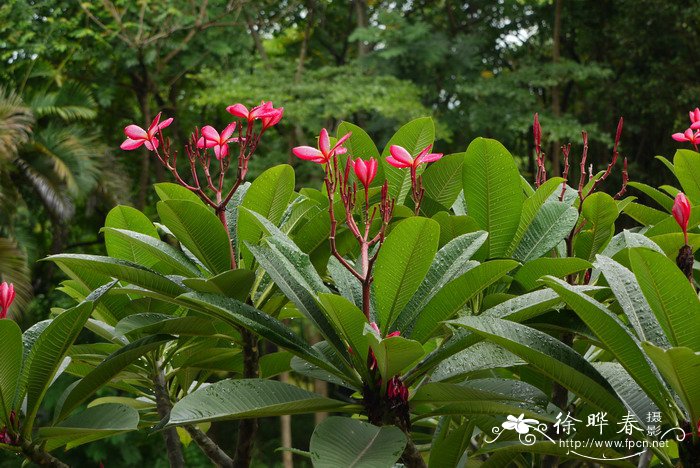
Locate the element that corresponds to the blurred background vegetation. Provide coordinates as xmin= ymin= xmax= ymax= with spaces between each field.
xmin=0 ymin=0 xmax=698 ymax=465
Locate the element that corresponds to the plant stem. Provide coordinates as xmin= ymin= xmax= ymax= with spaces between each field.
xmin=184 ymin=425 xmax=233 ymax=468
xmin=233 ymin=328 xmax=260 ymax=468
xmin=21 ymin=440 xmax=69 ymax=467
xmin=152 ymin=364 xmax=186 ymax=468
xmin=400 ymin=436 xmax=426 ymax=468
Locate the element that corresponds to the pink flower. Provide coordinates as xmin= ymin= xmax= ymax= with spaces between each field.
xmin=387 ymin=376 xmax=408 ymax=402
xmin=226 ymin=101 xmax=280 ymax=122
xmin=386 ymin=144 xmax=443 ymax=170
xmin=0 ymin=282 xmax=15 ymax=319
xmin=197 ymin=123 xmax=238 ymax=160
xmin=292 ymin=128 xmax=351 ymax=164
xmin=671 ymin=128 xmax=700 ymax=147
xmin=673 ymin=192 xmax=691 ymax=245
xmin=353 ymin=158 xmax=378 ymax=189
xmin=261 ymin=106 xmax=284 ymax=131
xmin=690 ymin=108 xmax=700 ymax=129
xmin=120 ymin=112 xmax=173 ymax=151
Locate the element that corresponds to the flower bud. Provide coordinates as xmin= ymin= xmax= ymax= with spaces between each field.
xmin=0 ymin=282 xmax=15 ymax=319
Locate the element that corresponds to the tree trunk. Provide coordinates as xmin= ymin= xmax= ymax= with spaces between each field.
xmin=152 ymin=365 xmax=186 ymax=468
xmin=232 ymin=329 xmax=260 ymax=468
xmin=550 ymin=0 xmax=563 ymax=176
xmin=354 ymin=0 xmax=369 ymax=57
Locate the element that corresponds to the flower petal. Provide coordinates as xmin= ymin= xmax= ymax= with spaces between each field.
xmin=386 ymin=155 xmax=410 ymax=168
xmin=226 ymin=104 xmax=249 ymax=119
xmin=120 ymin=138 xmax=144 ymax=150
xmin=221 ymin=122 xmax=237 ymax=140
xmin=201 ymin=125 xmax=221 ymax=143
xmin=672 ymin=132 xmax=688 ymax=142
xmin=293 ymin=146 xmax=325 ymax=162
xmin=124 ymin=125 xmax=147 ymax=140
xmin=420 ymin=152 xmax=443 ymax=164
xmin=389 ymin=145 xmax=414 ymax=165
xmin=148 ymin=112 xmax=162 ymax=133
xmin=158 ymin=117 xmax=174 ymax=130
xmin=319 ymin=128 xmax=330 ymax=155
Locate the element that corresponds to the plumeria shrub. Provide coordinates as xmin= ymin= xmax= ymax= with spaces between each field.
xmin=0 ymin=104 xmax=698 ymax=468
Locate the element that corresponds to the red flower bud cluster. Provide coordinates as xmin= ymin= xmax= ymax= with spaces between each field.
xmin=387 ymin=376 xmax=409 ymax=403
xmin=0 ymin=282 xmax=15 ymax=319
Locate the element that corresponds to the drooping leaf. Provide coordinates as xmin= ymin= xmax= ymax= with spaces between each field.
xmin=512 ymin=201 xmax=578 ymax=262
xmin=513 ymin=257 xmax=591 ymax=291
xmin=310 ymin=417 xmax=406 ymax=468
xmin=575 ymin=192 xmax=618 ymax=260
xmin=0 ymin=320 xmax=22 ymax=424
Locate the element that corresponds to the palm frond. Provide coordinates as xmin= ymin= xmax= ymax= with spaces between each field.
xmin=0 ymin=88 xmax=34 ymax=163
xmin=29 ymin=82 xmax=97 ymax=121
xmin=13 ymin=157 xmax=75 ymax=221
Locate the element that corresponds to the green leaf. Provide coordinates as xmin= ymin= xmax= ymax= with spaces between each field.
xmin=115 ymin=314 xmax=238 ymax=340
xmin=374 ymin=217 xmax=440 ymax=332
xmin=23 ymin=300 xmax=96 ymax=436
xmin=429 ymin=418 xmax=473 ymax=468
xmin=507 ymin=177 xmax=566 ymax=256
xmin=410 ymin=260 xmax=518 ymax=343
xmin=167 ymin=379 xmax=350 ymax=426
xmin=673 ymin=149 xmax=700 ymax=203
xmin=622 ymin=202 xmax=669 ymax=226
xmin=431 ymin=212 xmax=480 ymax=247
xmin=392 ymin=231 xmax=487 ymax=332
xmin=513 ymin=201 xmax=578 ymax=262
xmin=595 ymin=255 xmax=670 ymax=348
xmin=55 ymin=334 xmax=173 ymax=422
xmin=157 ymin=199 xmax=232 ymax=275
xmin=176 ymin=292 xmax=348 ymax=381
xmin=513 ymin=257 xmax=591 ymax=291
xmin=542 ymin=276 xmax=678 ymax=421
xmin=39 ymin=403 xmax=139 ymax=451
xmin=629 ymin=248 xmax=700 ymax=350
xmin=103 ymin=228 xmax=201 ymax=277
xmin=448 ymin=316 xmax=624 ymax=417
xmin=422 ymin=152 xmax=465 ymax=212
xmin=381 ymin=117 xmax=435 ymax=202
xmin=463 ymin=138 xmax=523 ymax=258
xmin=643 ymin=344 xmax=700 ymax=426
xmin=182 ymin=269 xmax=255 ymax=301
xmin=432 ymin=341 xmax=525 ymax=383
xmin=317 ymin=294 xmax=370 ymax=369
xmin=628 ymin=181 xmax=674 ymax=211
xmin=0 ymin=320 xmax=22 ymax=424
xmin=310 ymin=417 xmax=406 ymax=468
xmin=575 ymin=192 xmax=618 ymax=260
xmin=238 ymin=165 xmax=295 ymax=267
xmin=365 ymin=325 xmax=424 ymax=381
xmin=154 ymin=182 xmax=204 ymax=204
xmin=104 ymin=205 xmax=158 ymax=238
xmin=649 ymin=233 xmax=700 ymax=258
xmin=248 ymin=237 xmax=347 ymax=359
xmin=47 ymin=254 xmax=186 ymax=297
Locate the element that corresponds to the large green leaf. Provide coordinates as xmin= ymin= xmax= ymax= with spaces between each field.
xmin=381 ymin=117 xmax=435 ymax=202
xmin=154 ymin=182 xmax=204 ymax=204
xmin=432 ymin=341 xmax=525 ymax=383
xmin=238 ymin=165 xmax=295 ymax=267
xmin=115 ymin=314 xmax=238 ymax=340
xmin=429 ymin=417 xmax=473 ymax=468
xmin=310 ymin=417 xmax=406 ymax=468
xmin=462 ymin=138 xmax=523 ymax=257
xmin=104 ymin=205 xmax=158 ymax=238
xmin=449 ymin=316 xmax=624 ymax=417
xmin=542 ymin=276 xmax=678 ymax=421
xmin=182 ymin=269 xmax=255 ymax=301
xmin=595 ymin=255 xmax=670 ymax=347
xmin=374 ymin=217 xmax=440 ymax=332
xmin=422 ymin=152 xmax=465 ymax=212
xmin=627 ymin=181 xmax=674 ymax=211
xmin=38 ymin=403 xmax=139 ymax=451
xmin=103 ymin=228 xmax=201 ymax=277
xmin=629 ymin=248 xmax=700 ymax=350
xmin=176 ymin=292 xmax=350 ymax=381
xmin=410 ymin=260 xmax=518 ymax=342
xmin=55 ymin=334 xmax=173 ymax=422
xmin=166 ymin=379 xmax=350 ymax=425
xmin=317 ymin=294 xmax=370 ymax=372
xmin=507 ymin=177 xmax=566 ymax=256
xmin=391 ymin=231 xmax=487 ymax=332
xmin=0 ymin=320 xmax=22 ymax=424
xmin=575 ymin=192 xmax=618 ymax=260
xmin=365 ymin=324 xmax=424 ymax=382
xmin=674 ymin=149 xmax=700 ymax=203
xmin=248 ymin=237 xmax=347 ymax=358
xmin=513 ymin=257 xmax=591 ymax=291
xmin=22 ymin=300 xmax=96 ymax=436
xmin=47 ymin=254 xmax=186 ymax=297
xmin=512 ymin=201 xmax=578 ymax=262
xmin=643 ymin=344 xmax=700 ymax=426
xmin=157 ymin=199 xmax=232 ymax=274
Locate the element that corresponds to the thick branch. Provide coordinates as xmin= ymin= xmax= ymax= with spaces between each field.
xmin=184 ymin=425 xmax=234 ymax=468
xmin=152 ymin=366 xmax=185 ymax=468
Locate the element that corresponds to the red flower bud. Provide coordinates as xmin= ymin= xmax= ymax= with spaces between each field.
xmin=352 ymin=158 xmax=378 ymax=190
xmin=673 ymin=192 xmax=691 ymax=245
xmin=0 ymin=282 xmax=15 ymax=319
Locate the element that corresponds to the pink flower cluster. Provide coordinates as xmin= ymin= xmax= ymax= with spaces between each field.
xmin=672 ymin=108 xmax=700 ymax=151
xmin=0 ymin=282 xmax=15 ymax=319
